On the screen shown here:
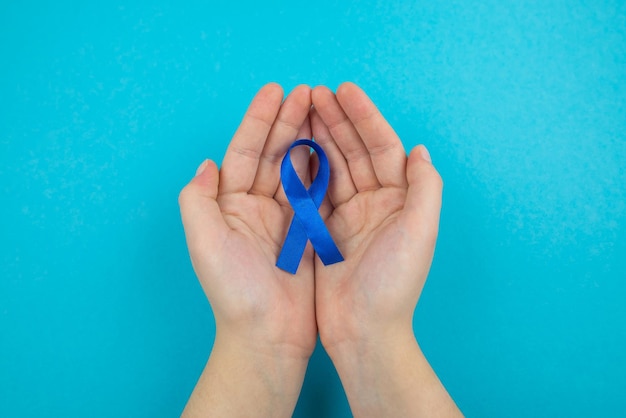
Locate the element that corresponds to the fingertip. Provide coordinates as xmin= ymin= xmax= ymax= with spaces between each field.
xmin=336 ymin=82 xmax=376 ymax=119
xmin=417 ymin=144 xmax=432 ymax=163
xmin=195 ymin=158 xmax=218 ymax=176
xmin=254 ymin=83 xmax=284 ymax=109
xmin=195 ymin=159 xmax=209 ymax=177
xmin=312 ymin=84 xmax=332 ymax=94
xmin=409 ymin=145 xmax=432 ymax=165
xmin=407 ymin=146 xmax=443 ymax=189
xmin=285 ymin=84 xmax=313 ymax=109
xmin=262 ymin=82 xmax=284 ymax=97
xmin=336 ymin=81 xmax=361 ymax=100
xmin=294 ymin=83 xmax=312 ymax=92
xmin=248 ymin=83 xmax=284 ymax=119
xmin=193 ymin=159 xmax=220 ymax=189
xmin=312 ymin=85 xmax=334 ymax=105
xmin=290 ymin=83 xmax=312 ymax=98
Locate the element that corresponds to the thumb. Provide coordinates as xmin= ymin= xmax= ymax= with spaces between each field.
xmin=402 ymin=145 xmax=443 ymax=243
xmin=178 ymin=159 xmax=229 ymax=259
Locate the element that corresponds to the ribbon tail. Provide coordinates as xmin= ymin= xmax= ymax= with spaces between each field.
xmin=276 ymin=216 xmax=308 ymax=274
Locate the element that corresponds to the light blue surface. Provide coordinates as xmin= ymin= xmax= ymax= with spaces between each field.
xmin=1 ymin=1 xmax=625 ymax=416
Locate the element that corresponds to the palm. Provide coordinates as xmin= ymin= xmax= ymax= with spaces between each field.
xmin=316 ymin=189 xmax=427 ymax=341
xmin=205 ymin=193 xmax=316 ymax=349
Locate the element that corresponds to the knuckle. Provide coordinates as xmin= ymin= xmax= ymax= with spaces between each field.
xmin=178 ymin=184 xmax=194 ymax=208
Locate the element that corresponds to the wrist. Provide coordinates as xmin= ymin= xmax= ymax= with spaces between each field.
xmin=212 ymin=328 xmax=311 ymax=382
xmin=183 ymin=331 xmax=310 ymax=418
xmin=323 ymin=326 xmax=462 ymax=417
xmin=324 ymin=326 xmax=427 ymax=417
xmin=213 ymin=307 xmax=317 ymax=361
xmin=320 ymin=314 xmax=415 ymax=359
xmin=324 ymin=323 xmax=418 ymax=375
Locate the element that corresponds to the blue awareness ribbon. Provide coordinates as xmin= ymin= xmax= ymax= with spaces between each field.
xmin=276 ymin=139 xmax=344 ymax=274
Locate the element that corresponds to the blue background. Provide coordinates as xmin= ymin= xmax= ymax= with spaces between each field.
xmin=1 ymin=1 xmax=625 ymax=416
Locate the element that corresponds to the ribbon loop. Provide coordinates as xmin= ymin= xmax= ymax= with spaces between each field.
xmin=276 ymin=139 xmax=344 ymax=274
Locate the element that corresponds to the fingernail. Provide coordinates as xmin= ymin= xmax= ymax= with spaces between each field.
xmin=195 ymin=159 xmax=209 ymax=177
xmin=418 ymin=145 xmax=432 ymax=163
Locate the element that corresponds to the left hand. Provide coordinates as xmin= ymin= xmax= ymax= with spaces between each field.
xmin=179 ymin=83 xmax=317 ymax=365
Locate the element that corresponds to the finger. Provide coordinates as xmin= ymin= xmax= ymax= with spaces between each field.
xmin=402 ymin=145 xmax=443 ymax=244
xmin=179 ymin=160 xmax=230 ymax=263
xmin=219 ymin=83 xmax=284 ymax=195
xmin=336 ymin=82 xmax=407 ymax=188
xmin=310 ymin=106 xmax=357 ymax=206
xmin=250 ymin=84 xmax=312 ymax=198
xmin=274 ymin=114 xmax=312 ymax=206
xmin=311 ymin=85 xmax=380 ymax=192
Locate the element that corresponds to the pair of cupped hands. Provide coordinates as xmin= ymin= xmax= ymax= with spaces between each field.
xmin=179 ymin=82 xmax=443 ymax=372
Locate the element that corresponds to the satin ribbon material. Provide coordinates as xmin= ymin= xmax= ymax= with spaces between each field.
xmin=276 ymin=139 xmax=344 ymax=274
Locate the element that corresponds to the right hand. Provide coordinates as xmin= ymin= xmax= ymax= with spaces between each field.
xmin=311 ymin=82 xmax=443 ymax=355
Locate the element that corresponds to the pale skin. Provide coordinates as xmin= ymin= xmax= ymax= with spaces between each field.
xmin=178 ymin=82 xmax=462 ymax=417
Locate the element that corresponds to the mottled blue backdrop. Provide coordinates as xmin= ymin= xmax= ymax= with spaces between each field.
xmin=1 ymin=1 xmax=625 ymax=416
